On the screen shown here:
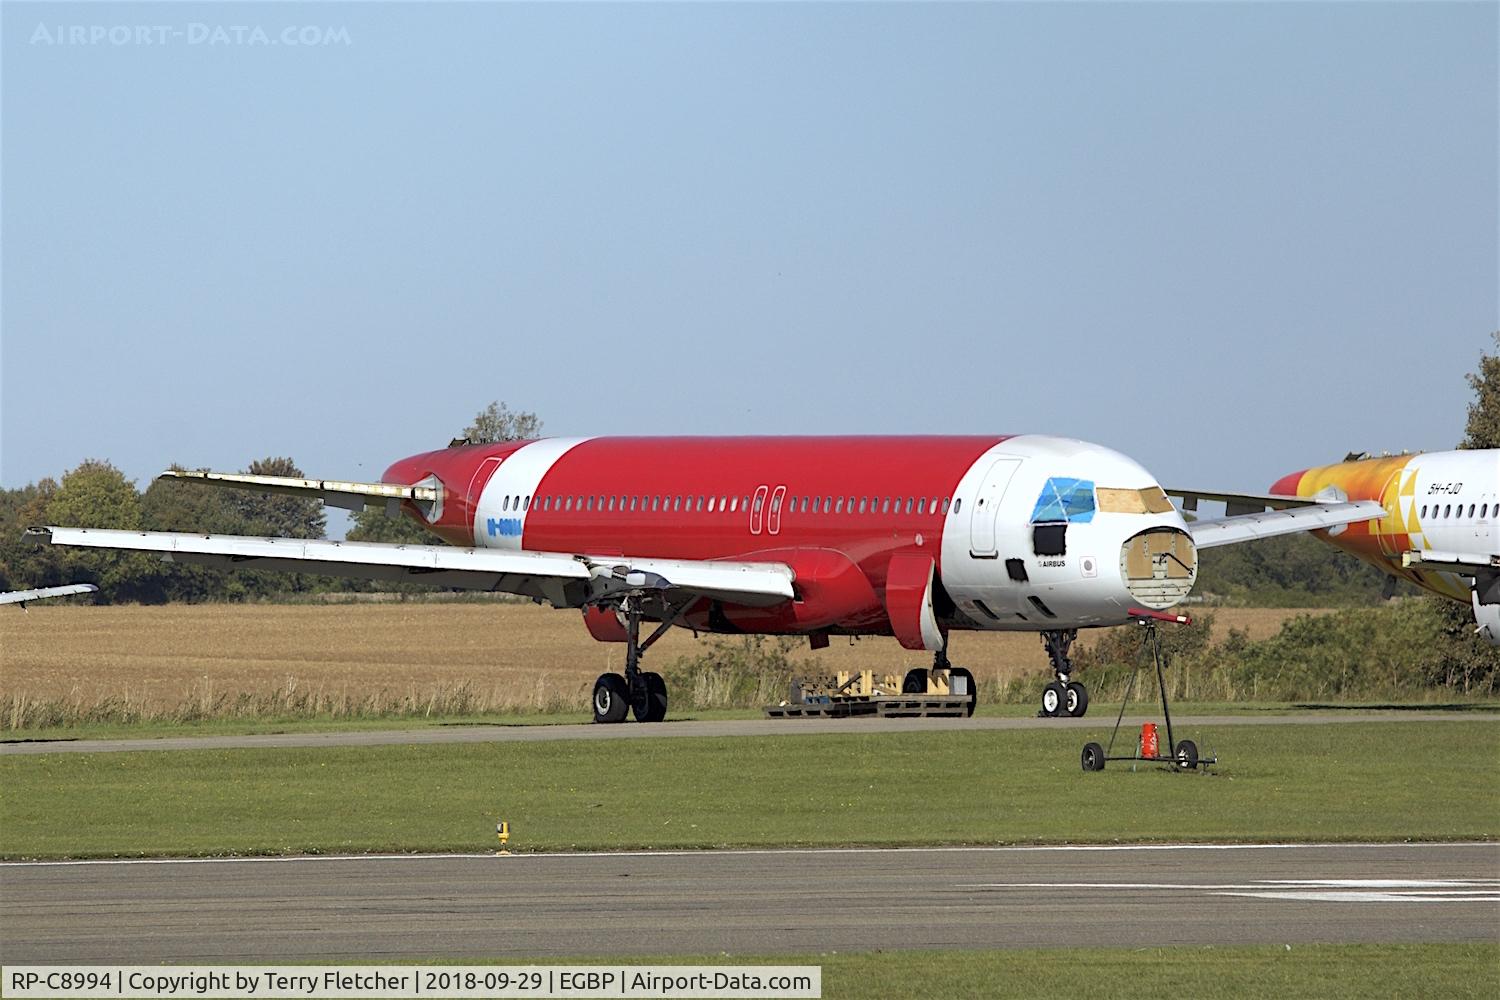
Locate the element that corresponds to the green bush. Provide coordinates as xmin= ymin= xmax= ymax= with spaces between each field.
xmin=662 ymin=635 xmax=802 ymax=709
xmin=1057 ymin=599 xmax=1500 ymax=704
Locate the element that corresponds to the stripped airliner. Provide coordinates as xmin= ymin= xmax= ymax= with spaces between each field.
xmin=31 ymin=435 xmax=1383 ymax=722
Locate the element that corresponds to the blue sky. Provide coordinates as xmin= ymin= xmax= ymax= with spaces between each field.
xmin=3 ymin=2 xmax=1496 ymax=535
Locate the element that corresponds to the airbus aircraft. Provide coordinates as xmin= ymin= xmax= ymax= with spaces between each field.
xmin=1175 ymin=448 xmax=1500 ymax=642
xmin=0 ymin=583 xmax=98 ymax=609
xmin=30 ymin=435 xmax=1383 ymax=721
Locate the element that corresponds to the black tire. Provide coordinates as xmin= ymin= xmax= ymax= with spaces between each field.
xmin=1174 ymin=739 xmax=1199 ymax=769
xmin=634 ymin=671 xmax=668 ymax=723
xmin=951 ymin=667 xmax=977 ymax=717
xmin=592 ymin=673 xmax=629 ymax=724
xmin=902 ymin=668 xmax=928 ymax=694
xmin=1081 ymin=741 xmax=1105 ymax=772
xmin=1065 ymin=681 xmax=1089 ymax=718
xmin=1040 ymin=681 xmax=1066 ymax=718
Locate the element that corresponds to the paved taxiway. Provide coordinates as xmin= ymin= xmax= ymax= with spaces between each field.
xmin=2 ymin=712 xmax=1493 ymax=755
xmin=2 ymin=843 xmax=1495 ymax=962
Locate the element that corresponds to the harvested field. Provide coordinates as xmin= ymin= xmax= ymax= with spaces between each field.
xmin=0 ymin=603 xmax=1330 ymax=724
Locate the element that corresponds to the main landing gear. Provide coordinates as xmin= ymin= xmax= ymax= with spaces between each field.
xmin=900 ymin=649 xmax=977 ymax=717
xmin=1039 ymin=628 xmax=1088 ymax=718
xmin=592 ymin=598 xmax=674 ymax=724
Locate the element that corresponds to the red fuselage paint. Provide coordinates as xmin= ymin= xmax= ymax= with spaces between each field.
xmin=384 ymin=436 xmax=1007 ymax=637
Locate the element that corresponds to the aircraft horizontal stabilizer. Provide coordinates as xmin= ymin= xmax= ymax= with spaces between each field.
xmin=1183 ymin=500 xmax=1387 ymax=549
xmin=26 ymin=528 xmax=794 ymax=610
xmin=159 ymin=469 xmax=438 ymax=516
xmin=1164 ymin=487 xmax=1322 ymax=516
xmin=0 ymin=582 xmax=98 ymax=606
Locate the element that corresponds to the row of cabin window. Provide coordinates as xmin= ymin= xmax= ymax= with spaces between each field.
xmin=499 ymin=493 xmax=966 ymax=516
xmin=1421 ymin=502 xmax=1492 ymax=521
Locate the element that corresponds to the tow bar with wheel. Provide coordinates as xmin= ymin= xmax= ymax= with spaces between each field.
xmin=1080 ymin=609 xmax=1217 ymax=773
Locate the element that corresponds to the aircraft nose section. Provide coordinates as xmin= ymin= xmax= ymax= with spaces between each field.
xmin=1120 ymin=527 xmax=1197 ymax=610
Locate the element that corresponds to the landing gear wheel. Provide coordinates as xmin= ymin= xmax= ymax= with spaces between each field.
xmin=633 ymin=671 xmax=668 ymax=723
xmin=951 ymin=667 xmax=977 ymax=717
xmin=1174 ymin=739 xmax=1199 ymax=769
xmin=1041 ymin=681 xmax=1066 ymax=718
xmin=1065 ymin=681 xmax=1089 ymax=718
xmin=1081 ymin=741 xmax=1105 ymax=772
xmin=592 ymin=673 xmax=629 ymax=724
xmin=902 ymin=668 xmax=927 ymax=694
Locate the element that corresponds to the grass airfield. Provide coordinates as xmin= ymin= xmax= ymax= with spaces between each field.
xmin=4 ymin=722 xmax=1496 ymax=859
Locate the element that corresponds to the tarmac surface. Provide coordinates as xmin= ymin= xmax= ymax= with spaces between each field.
xmin=2 ymin=843 xmax=1496 ymax=962
xmin=3 ymin=711 xmax=1495 ymax=755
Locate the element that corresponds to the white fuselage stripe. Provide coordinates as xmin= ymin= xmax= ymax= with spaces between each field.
xmin=472 ymin=437 xmax=594 ymax=550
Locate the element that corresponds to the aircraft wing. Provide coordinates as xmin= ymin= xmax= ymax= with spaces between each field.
xmin=0 ymin=583 xmax=99 ymax=606
xmin=158 ymin=469 xmax=439 ymax=516
xmin=1183 ymin=500 xmax=1388 ymax=550
xmin=26 ymin=528 xmax=794 ymax=609
xmin=1402 ymin=550 xmax=1500 ymax=576
xmin=1164 ymin=487 xmax=1320 ymax=516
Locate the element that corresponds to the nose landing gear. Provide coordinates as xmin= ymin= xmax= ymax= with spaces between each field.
xmin=1039 ymin=628 xmax=1088 ymax=718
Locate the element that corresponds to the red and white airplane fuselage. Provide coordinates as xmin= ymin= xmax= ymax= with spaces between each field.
xmin=386 ymin=434 xmax=1196 ymax=640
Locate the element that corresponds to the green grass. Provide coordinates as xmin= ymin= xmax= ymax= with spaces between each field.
xmin=7 ymin=700 xmax=1494 ymax=743
xmin=416 ymin=945 xmax=1499 ymax=1000
xmin=2 ymin=721 xmax=1496 ymax=859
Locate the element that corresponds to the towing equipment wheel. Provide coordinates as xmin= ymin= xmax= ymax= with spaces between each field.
xmin=1174 ymin=739 xmax=1199 ymax=769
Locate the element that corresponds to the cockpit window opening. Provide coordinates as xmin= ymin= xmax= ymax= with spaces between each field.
xmin=1096 ymin=485 xmax=1174 ymax=515
xmin=1030 ymin=478 xmax=1096 ymax=524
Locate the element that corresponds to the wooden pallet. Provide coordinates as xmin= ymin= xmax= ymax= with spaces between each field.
xmin=764 ymin=695 xmax=971 ymax=719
